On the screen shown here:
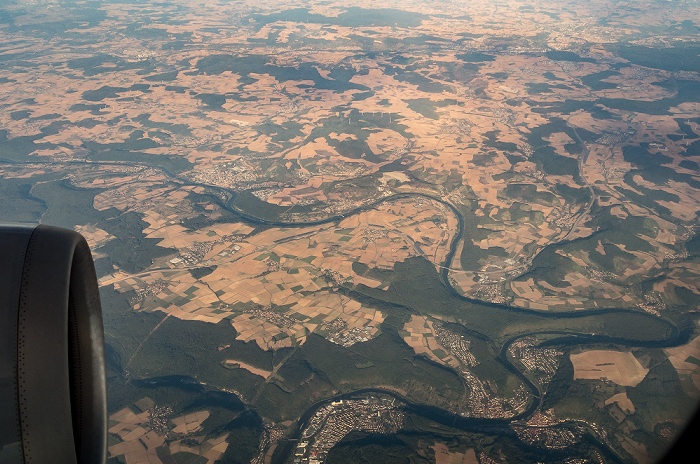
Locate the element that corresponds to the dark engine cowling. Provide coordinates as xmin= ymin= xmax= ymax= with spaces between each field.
xmin=0 ymin=224 xmax=106 ymax=464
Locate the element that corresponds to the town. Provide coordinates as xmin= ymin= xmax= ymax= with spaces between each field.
xmin=296 ymin=395 xmax=405 ymax=463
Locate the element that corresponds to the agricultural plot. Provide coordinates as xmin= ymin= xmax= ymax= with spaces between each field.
xmin=2 ymin=0 xmax=700 ymax=463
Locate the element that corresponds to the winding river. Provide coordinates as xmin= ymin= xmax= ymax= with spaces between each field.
xmin=3 ymin=157 xmax=689 ymax=463
xmin=185 ymin=172 xmax=685 ymax=463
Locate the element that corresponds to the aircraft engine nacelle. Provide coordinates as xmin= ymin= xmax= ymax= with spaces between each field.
xmin=0 ymin=224 xmax=107 ymax=464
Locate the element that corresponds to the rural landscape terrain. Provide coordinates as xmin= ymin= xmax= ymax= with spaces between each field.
xmin=1 ymin=0 xmax=700 ymax=463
